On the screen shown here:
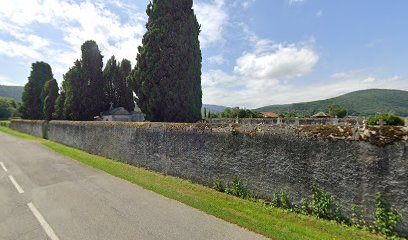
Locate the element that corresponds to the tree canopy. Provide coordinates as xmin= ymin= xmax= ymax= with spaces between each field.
xmin=21 ymin=62 xmax=54 ymax=119
xmin=103 ymin=56 xmax=135 ymax=112
xmin=42 ymin=79 xmax=59 ymax=120
xmin=130 ymin=0 xmax=202 ymax=123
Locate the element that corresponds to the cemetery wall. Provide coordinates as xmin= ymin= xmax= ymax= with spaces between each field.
xmin=10 ymin=120 xmax=48 ymax=138
xmin=9 ymin=120 xmax=408 ymax=234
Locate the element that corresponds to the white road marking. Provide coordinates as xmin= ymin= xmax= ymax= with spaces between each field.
xmin=8 ymin=175 xmax=24 ymax=193
xmin=28 ymin=202 xmax=60 ymax=240
xmin=0 ymin=162 xmax=7 ymax=172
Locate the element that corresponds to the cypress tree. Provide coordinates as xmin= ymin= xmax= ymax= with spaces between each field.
xmin=62 ymin=41 xmax=104 ymax=121
xmin=103 ymin=57 xmax=135 ymax=112
xmin=21 ymin=62 xmax=54 ymax=119
xmin=103 ymin=56 xmax=119 ymax=109
xmin=129 ymin=0 xmax=202 ymax=123
xmin=42 ymin=79 xmax=59 ymax=120
xmin=53 ymin=92 xmax=65 ymax=120
xmin=81 ymin=40 xmax=105 ymax=120
xmin=119 ymin=59 xmax=135 ymax=112
xmin=62 ymin=60 xmax=83 ymax=120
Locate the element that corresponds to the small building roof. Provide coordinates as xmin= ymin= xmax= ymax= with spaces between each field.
xmin=103 ymin=107 xmax=131 ymax=116
xmin=260 ymin=112 xmax=279 ymax=118
xmin=312 ymin=112 xmax=330 ymax=118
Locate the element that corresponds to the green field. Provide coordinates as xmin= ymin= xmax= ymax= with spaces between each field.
xmin=0 ymin=126 xmax=385 ymax=240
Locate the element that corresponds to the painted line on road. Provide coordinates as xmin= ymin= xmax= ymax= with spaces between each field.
xmin=8 ymin=175 xmax=24 ymax=193
xmin=28 ymin=202 xmax=60 ymax=240
xmin=0 ymin=162 xmax=7 ymax=172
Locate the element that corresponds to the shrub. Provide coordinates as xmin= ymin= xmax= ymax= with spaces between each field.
xmin=374 ymin=193 xmax=402 ymax=238
xmin=367 ymin=114 xmax=405 ymax=126
xmin=225 ymin=177 xmax=248 ymax=199
xmin=213 ymin=179 xmax=225 ymax=192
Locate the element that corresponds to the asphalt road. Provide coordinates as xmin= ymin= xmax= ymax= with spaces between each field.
xmin=0 ymin=131 xmax=267 ymax=240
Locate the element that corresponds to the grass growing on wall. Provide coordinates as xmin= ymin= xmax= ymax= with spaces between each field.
xmin=0 ymin=126 xmax=385 ymax=240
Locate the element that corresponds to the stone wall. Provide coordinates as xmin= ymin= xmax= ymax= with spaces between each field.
xmin=203 ymin=117 xmax=367 ymax=126
xmin=46 ymin=121 xmax=408 ymax=234
xmin=9 ymin=120 xmax=408 ymax=234
xmin=10 ymin=120 xmax=48 ymax=138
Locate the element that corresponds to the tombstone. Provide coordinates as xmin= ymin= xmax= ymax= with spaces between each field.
xmin=294 ymin=118 xmax=300 ymax=126
xmin=332 ymin=116 xmax=339 ymax=126
xmin=378 ymin=119 xmax=386 ymax=126
xmin=235 ymin=116 xmax=239 ymax=124
xmin=277 ymin=117 xmax=281 ymax=125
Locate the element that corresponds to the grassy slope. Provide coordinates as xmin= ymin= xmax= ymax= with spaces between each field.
xmin=0 ymin=126 xmax=384 ymax=240
xmin=0 ymin=85 xmax=23 ymax=102
xmin=255 ymin=89 xmax=408 ymax=116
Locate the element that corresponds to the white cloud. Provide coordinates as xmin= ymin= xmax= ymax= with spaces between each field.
xmin=241 ymin=0 xmax=255 ymax=9
xmin=0 ymin=0 xmax=146 ymax=78
xmin=289 ymin=0 xmax=306 ymax=6
xmin=208 ymin=54 xmax=227 ymax=65
xmin=234 ymin=41 xmax=319 ymax=80
xmin=203 ymin=66 xmax=408 ymax=108
xmin=194 ymin=0 xmax=228 ymax=47
xmin=203 ymin=39 xmax=320 ymax=107
xmin=0 ymin=75 xmax=20 ymax=86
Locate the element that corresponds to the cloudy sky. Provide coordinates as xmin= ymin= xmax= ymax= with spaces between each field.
xmin=0 ymin=0 xmax=407 ymax=108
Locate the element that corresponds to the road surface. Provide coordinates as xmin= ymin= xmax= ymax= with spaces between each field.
xmin=0 ymin=131 xmax=267 ymax=240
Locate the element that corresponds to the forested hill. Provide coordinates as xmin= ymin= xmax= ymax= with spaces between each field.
xmin=255 ymin=89 xmax=408 ymax=116
xmin=0 ymin=85 xmax=23 ymax=102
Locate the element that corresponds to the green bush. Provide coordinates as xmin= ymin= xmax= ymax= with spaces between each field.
xmin=374 ymin=193 xmax=402 ymax=238
xmin=225 ymin=177 xmax=248 ymax=199
xmin=367 ymin=114 xmax=405 ymax=126
xmin=213 ymin=179 xmax=225 ymax=193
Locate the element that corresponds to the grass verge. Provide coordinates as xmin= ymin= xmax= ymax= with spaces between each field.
xmin=0 ymin=126 xmax=384 ymax=240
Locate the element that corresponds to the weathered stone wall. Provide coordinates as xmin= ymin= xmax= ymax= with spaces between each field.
xmin=10 ymin=120 xmax=48 ymax=138
xmin=46 ymin=121 xmax=408 ymax=234
xmin=204 ymin=117 xmax=366 ymax=126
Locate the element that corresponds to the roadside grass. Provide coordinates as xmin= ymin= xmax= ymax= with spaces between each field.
xmin=0 ymin=126 xmax=384 ymax=240
xmin=0 ymin=120 xmax=10 ymax=128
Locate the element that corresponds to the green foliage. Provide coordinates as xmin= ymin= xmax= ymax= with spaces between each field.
xmin=374 ymin=193 xmax=402 ymax=238
xmin=255 ymin=89 xmax=408 ymax=117
xmin=62 ymin=60 xmax=82 ymax=120
xmin=53 ymin=92 xmax=65 ymax=120
xmin=328 ymin=104 xmax=347 ymax=118
xmin=225 ymin=177 xmax=248 ymax=199
xmin=21 ymin=62 xmax=53 ymax=119
xmin=368 ymin=114 xmax=405 ymax=126
xmin=130 ymin=0 xmax=202 ymax=123
xmin=42 ymin=79 xmax=59 ymax=120
xmin=103 ymin=56 xmax=135 ymax=112
xmin=213 ymin=179 xmax=225 ymax=192
xmin=209 ymin=107 xmax=262 ymax=118
xmin=0 ymin=97 xmax=18 ymax=119
xmin=0 ymin=85 xmax=23 ymax=102
xmin=62 ymin=41 xmax=104 ymax=121
xmin=310 ymin=185 xmax=345 ymax=222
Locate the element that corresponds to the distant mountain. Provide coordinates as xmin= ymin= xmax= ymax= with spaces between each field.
xmin=202 ymin=104 xmax=226 ymax=113
xmin=255 ymin=89 xmax=408 ymax=117
xmin=0 ymin=85 xmax=24 ymax=102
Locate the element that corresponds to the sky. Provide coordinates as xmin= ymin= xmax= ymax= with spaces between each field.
xmin=0 ymin=0 xmax=407 ymax=108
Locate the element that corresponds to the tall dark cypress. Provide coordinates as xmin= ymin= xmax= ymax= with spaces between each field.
xmin=81 ymin=40 xmax=104 ymax=120
xmin=103 ymin=57 xmax=135 ymax=112
xmin=21 ymin=62 xmax=54 ymax=119
xmin=129 ymin=0 xmax=202 ymax=122
xmin=119 ymin=59 xmax=135 ymax=112
xmin=42 ymin=79 xmax=59 ymax=120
